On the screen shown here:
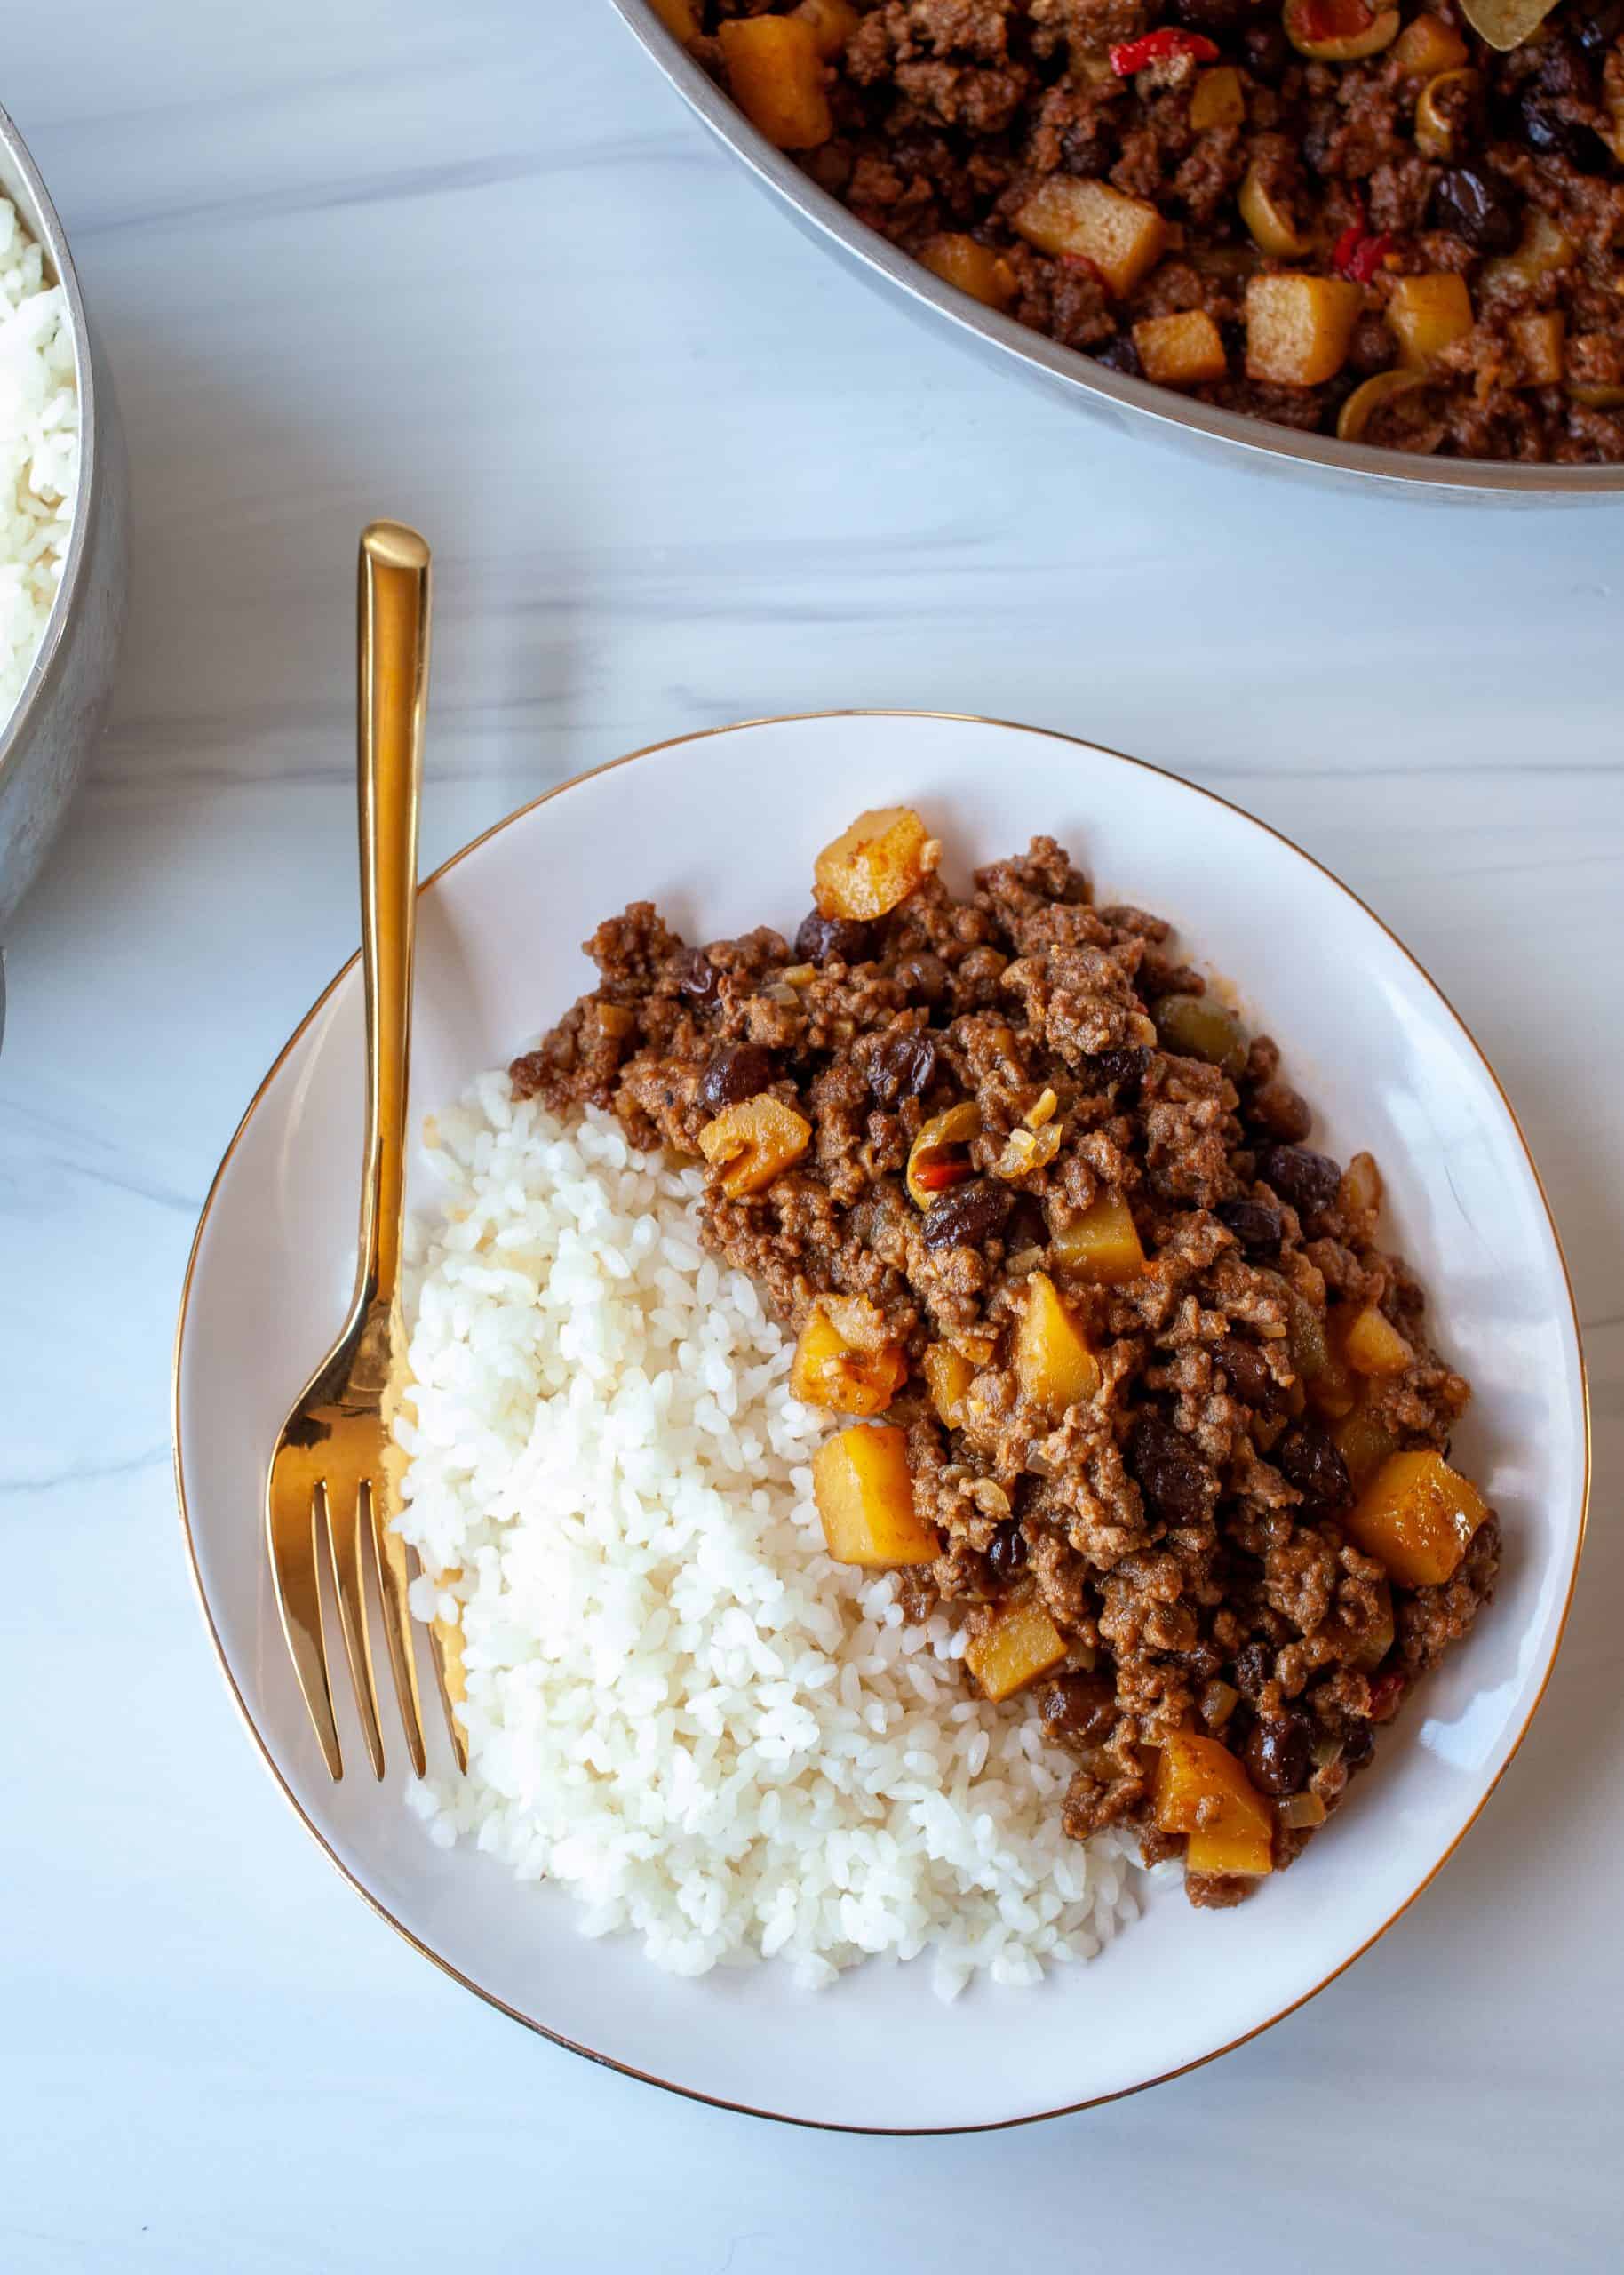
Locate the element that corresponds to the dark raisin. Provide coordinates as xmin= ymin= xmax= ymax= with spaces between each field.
xmin=674 ymin=946 xmax=722 ymax=1006
xmin=1215 ymin=1336 xmax=1286 ymax=1411
xmin=1341 ymin=1720 xmax=1375 ymax=1772
xmin=1277 ymin=1420 xmax=1353 ymax=1514
xmin=1429 ymin=167 xmax=1522 ymax=255
xmin=922 ymin=1179 xmax=1011 ymax=1251
xmin=1259 ymin=1142 xmax=1341 ymax=1222
xmin=1127 ymin=1411 xmax=1214 ymax=1526
xmin=894 ymin=949 xmax=949 ymax=1008
xmin=1243 ymin=19 xmax=1289 ymax=79
xmin=795 ymin=909 xmax=872 ymax=967
xmin=1214 ymin=1196 xmax=1285 ymax=1259
xmin=868 ymin=1026 xmax=939 ymax=1110
xmin=1518 ymin=90 xmax=1606 ymax=171
xmin=697 ymin=1042 xmax=776 ymax=1114
xmin=1038 ymin=1672 xmax=1118 ymax=1749
xmin=1244 ymin=1711 xmax=1312 ymax=1797
xmin=1232 ymin=1640 xmax=1272 ymax=1702
xmin=1094 ymin=333 xmax=1142 ymax=379
xmin=1575 ymin=0 xmax=1624 ymax=57
xmin=1246 ymin=1077 xmax=1312 ymax=1144
xmin=1539 ymin=34 xmax=1597 ymax=101
xmin=987 ymin=1521 xmax=1029 ymax=1582
xmin=1082 ymin=1044 xmax=1150 ymax=1099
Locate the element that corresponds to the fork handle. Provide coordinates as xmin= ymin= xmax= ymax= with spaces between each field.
xmin=355 ymin=522 xmax=431 ymax=1307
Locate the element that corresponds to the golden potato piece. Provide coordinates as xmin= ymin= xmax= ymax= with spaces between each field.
xmin=1155 ymin=1729 xmax=1275 ymax=1878
xmin=648 ymin=0 xmax=699 ymax=39
xmin=919 ymin=232 xmax=1019 ymax=311
xmin=1014 ymin=1272 xmax=1100 ymax=1416
xmin=1246 ymin=275 xmax=1362 ymax=387
xmin=1190 ymin=64 xmax=1246 ymax=131
xmin=965 ymin=1596 xmax=1067 ymax=1704
xmin=813 ymin=1424 xmax=937 ymax=1567
xmin=698 ymin=1093 xmax=811 ymax=1197
xmin=1011 ymin=177 xmax=1169 ymax=298
xmin=1132 ymin=310 xmax=1228 ymax=388
xmin=718 ymin=17 xmax=832 ymax=150
xmin=1346 ymin=1450 xmax=1489 ymax=1589
xmin=791 ymin=1297 xmax=908 ymax=1417
xmin=923 ymin=1342 xmax=975 ymax=1429
xmin=794 ymin=0 xmax=859 ymax=57
xmin=1342 ymin=1303 xmax=1413 ymax=1379
xmin=813 ymin=806 xmax=939 ymax=921
xmin=1510 ymin=310 xmax=1564 ymax=387
xmin=1388 ymin=273 xmax=1473 ymax=368
xmin=1050 ymin=1193 xmax=1145 ymax=1285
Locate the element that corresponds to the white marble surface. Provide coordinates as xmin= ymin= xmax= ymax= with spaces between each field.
xmin=2 ymin=2 xmax=1620 ymax=2267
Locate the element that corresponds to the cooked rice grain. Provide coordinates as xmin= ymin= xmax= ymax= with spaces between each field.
xmin=394 ymin=1080 xmax=1145 ymax=1996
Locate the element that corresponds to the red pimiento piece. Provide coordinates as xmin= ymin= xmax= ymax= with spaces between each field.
xmin=914 ymin=1160 xmax=972 ymax=1193
xmin=1366 ymin=1668 xmax=1406 ymax=1721
xmin=1109 ymin=28 xmax=1221 ymax=73
xmin=1334 ymin=225 xmax=1396 ymax=283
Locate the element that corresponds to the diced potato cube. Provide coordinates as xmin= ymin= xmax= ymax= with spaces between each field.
xmin=814 ymin=806 xmax=938 ymax=921
xmin=919 ymin=232 xmax=1019 ymax=311
xmin=719 ymin=17 xmax=833 ymax=150
xmin=1246 ymin=275 xmax=1362 ymax=387
xmin=1346 ymin=1450 xmax=1489 ymax=1589
xmin=794 ymin=0 xmax=859 ymax=57
xmin=1190 ymin=64 xmax=1246 ymax=132
xmin=1342 ymin=1303 xmax=1413 ymax=1378
xmin=923 ymin=1342 xmax=975 ymax=1428
xmin=1050 ymin=1193 xmax=1146 ymax=1285
xmin=791 ymin=1297 xmax=907 ymax=1416
xmin=1014 ymin=1273 xmax=1101 ymax=1415
xmin=965 ymin=1596 xmax=1068 ymax=1704
xmin=1155 ymin=1729 xmax=1275 ymax=1877
xmin=1393 ymin=12 xmax=1469 ymax=75
xmin=1011 ymin=178 xmax=1169 ymax=298
xmin=1511 ymin=310 xmax=1564 ymax=386
xmin=1332 ymin=1401 xmax=1398 ymax=1489
xmin=813 ymin=1425 xmax=937 ymax=1567
xmin=648 ymin=0 xmax=699 ymax=41
xmin=698 ymin=1093 xmax=811 ymax=1197
xmin=1388 ymin=273 xmax=1473 ymax=368
xmin=1132 ymin=310 xmax=1228 ymax=388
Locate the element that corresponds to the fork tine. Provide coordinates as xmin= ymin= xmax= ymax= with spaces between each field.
xmin=322 ymin=1480 xmax=386 ymax=1782
xmin=266 ymin=1460 xmax=343 ymax=1781
xmin=367 ymin=1477 xmax=427 ymax=1778
xmin=419 ymin=1556 xmax=470 ymax=1777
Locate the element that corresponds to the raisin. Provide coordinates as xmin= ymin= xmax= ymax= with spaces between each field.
xmin=795 ymin=909 xmax=872 ymax=967
xmin=1215 ymin=1336 xmax=1285 ymax=1411
xmin=697 ymin=1042 xmax=776 ymax=1114
xmin=1341 ymin=1721 xmax=1375 ymax=1772
xmin=1259 ymin=1143 xmax=1341 ymax=1223
xmin=674 ymin=946 xmax=722 ymax=1006
xmin=1232 ymin=1640 xmax=1272 ymax=1702
xmin=1519 ymin=89 xmax=1607 ymax=170
xmin=868 ymin=1026 xmax=939 ymax=1110
xmin=1277 ymin=1420 xmax=1352 ymax=1514
xmin=1244 ymin=1711 xmax=1312 ymax=1797
xmin=1246 ymin=1077 xmax=1312 ymax=1144
xmin=1127 ymin=1411 xmax=1214 ymax=1526
xmin=1038 ymin=1672 xmax=1118 ymax=1748
xmin=1082 ymin=1044 xmax=1150 ymax=1099
xmin=987 ymin=1520 xmax=1029 ymax=1582
xmin=1094 ymin=333 xmax=1142 ymax=379
xmin=922 ymin=1180 xmax=1011 ymax=1251
xmin=1214 ymin=1196 xmax=1284 ymax=1259
xmin=1429 ymin=168 xmax=1521 ymax=256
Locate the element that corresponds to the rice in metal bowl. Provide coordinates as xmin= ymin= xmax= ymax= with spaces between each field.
xmin=394 ymin=1079 xmax=1149 ymax=1997
xmin=0 ymin=191 xmax=78 ymax=722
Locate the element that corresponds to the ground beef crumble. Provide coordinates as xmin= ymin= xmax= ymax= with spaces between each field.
xmin=516 ymin=820 xmax=1500 ymax=1904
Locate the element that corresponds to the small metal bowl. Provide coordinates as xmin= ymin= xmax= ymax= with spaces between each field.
xmin=609 ymin=1 xmax=1624 ymax=503
xmin=0 ymin=100 xmax=128 ymax=931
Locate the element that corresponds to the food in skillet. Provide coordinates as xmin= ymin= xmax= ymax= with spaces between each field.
xmin=659 ymin=0 xmax=1624 ymax=465
xmin=514 ymin=804 xmax=1499 ymax=1908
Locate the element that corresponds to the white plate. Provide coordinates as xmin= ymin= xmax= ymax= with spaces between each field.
xmin=173 ymin=712 xmax=1589 ymax=2131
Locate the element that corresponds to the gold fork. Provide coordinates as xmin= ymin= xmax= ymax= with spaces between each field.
xmin=266 ymin=522 xmax=465 ymax=1782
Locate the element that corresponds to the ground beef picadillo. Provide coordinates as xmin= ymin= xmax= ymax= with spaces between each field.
xmin=516 ymin=821 xmax=1499 ymax=1904
xmin=681 ymin=0 xmax=1624 ymax=465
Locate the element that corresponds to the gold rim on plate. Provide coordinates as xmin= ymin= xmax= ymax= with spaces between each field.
xmin=171 ymin=710 xmax=1592 ymax=2134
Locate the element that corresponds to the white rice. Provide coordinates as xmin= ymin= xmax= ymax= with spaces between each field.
xmin=0 ymin=195 xmax=79 ymax=724
xmin=394 ymin=1075 xmax=1146 ymax=1997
